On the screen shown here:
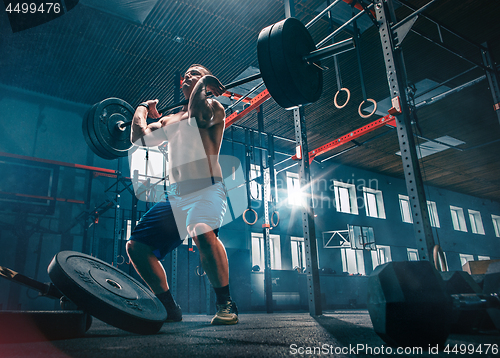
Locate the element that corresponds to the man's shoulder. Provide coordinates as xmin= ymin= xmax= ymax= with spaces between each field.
xmin=160 ymin=111 xmax=189 ymax=127
xmin=208 ymin=98 xmax=226 ymax=123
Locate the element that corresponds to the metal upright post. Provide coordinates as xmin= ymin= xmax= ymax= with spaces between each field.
xmin=375 ymin=0 xmax=435 ymax=261
xmin=481 ymin=43 xmax=500 ymax=125
xmin=82 ymin=170 xmax=93 ymax=254
xmin=113 ymin=157 xmax=122 ymax=266
xmin=285 ymin=0 xmax=321 ymax=316
xmin=258 ymin=106 xmax=273 ymax=313
xmin=171 ymin=71 xmax=179 ymax=299
xmin=293 ymin=107 xmax=322 ymax=316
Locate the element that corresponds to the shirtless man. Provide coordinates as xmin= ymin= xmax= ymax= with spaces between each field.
xmin=125 ymin=65 xmax=238 ymax=325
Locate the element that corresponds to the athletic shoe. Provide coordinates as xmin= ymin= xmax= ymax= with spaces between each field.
xmin=211 ymin=300 xmax=238 ymax=325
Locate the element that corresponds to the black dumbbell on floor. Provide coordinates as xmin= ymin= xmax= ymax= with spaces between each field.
xmin=367 ymin=261 xmax=500 ymax=348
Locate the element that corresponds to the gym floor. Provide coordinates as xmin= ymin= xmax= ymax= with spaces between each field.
xmin=2 ymin=311 xmax=499 ymax=358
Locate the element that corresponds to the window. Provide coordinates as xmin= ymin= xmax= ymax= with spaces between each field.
xmin=407 ymin=248 xmax=419 ymax=261
xmin=450 ymin=206 xmax=467 ymax=232
xmin=427 ymin=201 xmax=440 ymax=228
xmin=129 ymin=147 xmax=168 ymax=203
xmin=400 ymin=196 xmax=440 ymax=227
xmin=371 ymin=245 xmax=392 ymax=270
xmin=492 ymin=215 xmax=500 ymax=237
xmin=249 ymin=164 xmax=261 ymax=201
xmin=250 ymin=164 xmax=271 ymax=202
xmin=291 ymin=237 xmax=306 ymax=271
xmin=399 ymin=195 xmax=412 ymax=223
xmin=468 ymin=210 xmax=485 ymax=235
xmin=286 ymin=172 xmax=303 ymax=206
xmin=334 ymin=181 xmax=358 ymax=214
xmin=459 ymin=253 xmax=474 ymax=267
xmin=341 ymin=248 xmax=366 ymax=275
xmin=349 ymin=225 xmax=376 ymax=250
xmin=129 ymin=147 xmax=166 ymax=180
xmin=251 ymin=233 xmax=281 ymax=270
xmin=363 ymin=188 xmax=386 ymax=219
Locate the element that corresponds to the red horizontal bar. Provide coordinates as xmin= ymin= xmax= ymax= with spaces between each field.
xmin=221 ymin=92 xmax=252 ymax=104
xmin=225 ymin=90 xmax=271 ymax=128
xmin=0 ymin=152 xmax=117 ymax=174
xmin=0 ymin=191 xmax=85 ymax=204
xmin=292 ymin=114 xmax=396 ymax=163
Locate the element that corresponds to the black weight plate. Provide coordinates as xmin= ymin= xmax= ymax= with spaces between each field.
xmin=269 ymin=18 xmax=322 ymax=108
xmin=48 ymin=251 xmax=166 ymax=335
xmin=0 ymin=310 xmax=87 ymax=343
xmin=257 ymin=22 xmax=295 ymax=109
xmin=91 ymin=98 xmax=136 ymax=158
xmin=83 ymin=103 xmax=116 ymax=160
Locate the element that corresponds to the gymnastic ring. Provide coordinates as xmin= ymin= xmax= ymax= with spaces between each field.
xmin=358 ymin=98 xmax=377 ymax=118
xmin=116 ymin=255 xmax=125 ymax=266
xmin=334 ymin=88 xmax=350 ymax=109
xmin=433 ymin=245 xmax=448 ymax=272
xmin=242 ymin=208 xmax=258 ymax=225
xmin=271 ymin=211 xmax=280 ymax=227
xmin=195 ymin=266 xmax=206 ymax=276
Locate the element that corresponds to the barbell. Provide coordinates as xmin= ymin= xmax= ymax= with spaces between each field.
xmin=1 ymin=251 xmax=168 ymax=336
xmin=367 ymin=260 xmax=500 ymax=348
xmin=83 ymin=17 xmax=356 ymax=160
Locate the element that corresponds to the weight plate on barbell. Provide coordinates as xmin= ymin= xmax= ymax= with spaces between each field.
xmin=83 ymin=103 xmax=116 ymax=160
xmin=257 ymin=22 xmax=295 ymax=109
xmin=259 ymin=18 xmax=322 ymax=109
xmin=48 ymin=251 xmax=167 ymax=335
xmin=90 ymin=98 xmax=136 ymax=159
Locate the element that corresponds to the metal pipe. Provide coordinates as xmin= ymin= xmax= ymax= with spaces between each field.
xmin=303 ymin=38 xmax=355 ymax=63
xmin=275 ymin=162 xmax=298 ymax=174
xmin=317 ymin=3 xmax=373 ymax=48
xmin=415 ymin=66 xmax=478 ymax=99
xmin=392 ymin=0 xmax=441 ymax=32
xmin=305 ymin=0 xmax=343 ymax=29
xmin=415 ymin=75 xmax=486 ymax=108
xmin=231 ymin=124 xmax=296 ymax=143
xmin=394 ymin=0 xmax=487 ymax=51
xmin=225 ymin=81 xmax=265 ymax=114
xmin=410 ymin=29 xmax=492 ymax=73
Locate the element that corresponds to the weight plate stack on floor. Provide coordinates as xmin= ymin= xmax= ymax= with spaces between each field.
xmin=48 ymin=251 xmax=167 ymax=335
xmin=440 ymin=270 xmax=487 ymax=333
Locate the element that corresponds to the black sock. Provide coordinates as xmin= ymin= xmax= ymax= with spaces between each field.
xmin=156 ymin=290 xmax=178 ymax=312
xmin=214 ymin=285 xmax=231 ymax=305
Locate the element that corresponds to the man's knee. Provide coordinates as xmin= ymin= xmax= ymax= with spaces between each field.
xmin=126 ymin=240 xmax=150 ymax=259
xmin=188 ymin=223 xmax=216 ymax=246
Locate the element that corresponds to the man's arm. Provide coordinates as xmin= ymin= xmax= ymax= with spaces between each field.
xmin=131 ymin=99 xmax=167 ymax=147
xmin=188 ymin=76 xmax=226 ymax=128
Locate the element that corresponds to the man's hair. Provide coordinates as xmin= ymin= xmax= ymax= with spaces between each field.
xmin=188 ymin=64 xmax=212 ymax=76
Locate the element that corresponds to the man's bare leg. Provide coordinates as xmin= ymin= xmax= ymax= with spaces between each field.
xmin=188 ymin=223 xmax=229 ymax=288
xmin=188 ymin=223 xmax=238 ymax=325
xmin=126 ymin=240 xmax=169 ymax=294
xmin=126 ymin=240 xmax=182 ymax=321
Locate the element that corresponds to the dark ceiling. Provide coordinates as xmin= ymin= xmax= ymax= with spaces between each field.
xmin=1 ymin=0 xmax=500 ymax=201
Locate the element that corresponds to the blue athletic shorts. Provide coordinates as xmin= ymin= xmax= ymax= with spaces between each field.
xmin=129 ymin=178 xmax=227 ymax=260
